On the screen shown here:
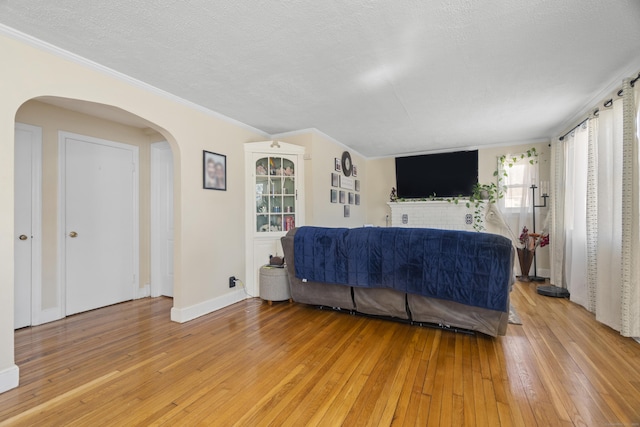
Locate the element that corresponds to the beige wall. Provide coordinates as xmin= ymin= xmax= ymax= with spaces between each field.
xmin=365 ymin=157 xmax=395 ymax=226
xmin=277 ymin=131 xmax=367 ymax=227
xmin=0 ymin=33 xmax=265 ymax=378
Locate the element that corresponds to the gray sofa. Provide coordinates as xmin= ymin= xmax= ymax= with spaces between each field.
xmin=281 ymin=228 xmax=512 ymax=337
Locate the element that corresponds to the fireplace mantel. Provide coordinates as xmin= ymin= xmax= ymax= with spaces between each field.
xmin=388 ymin=200 xmax=474 ymax=230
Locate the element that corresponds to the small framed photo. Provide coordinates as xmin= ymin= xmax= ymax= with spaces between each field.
xmin=203 ymin=151 xmax=226 ymax=191
xmin=353 ymin=165 xmax=358 ymax=177
xmin=348 ymin=192 xmax=354 ymax=205
xmin=339 ymin=191 xmax=345 ymax=204
xmin=355 ymin=180 xmax=360 ymax=192
xmin=355 ymin=194 xmax=361 ymax=205
xmin=344 ymin=205 xmax=350 ymax=217
xmin=335 ymin=158 xmax=342 ymax=172
xmin=331 ymin=173 xmax=340 ymax=187
xmin=330 ymin=189 xmax=338 ymax=203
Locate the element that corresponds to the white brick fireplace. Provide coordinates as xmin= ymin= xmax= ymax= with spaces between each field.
xmin=388 ymin=201 xmax=474 ymax=231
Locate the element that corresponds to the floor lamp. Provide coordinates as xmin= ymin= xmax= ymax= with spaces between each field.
xmin=529 ymin=184 xmax=546 ymax=282
xmin=531 ymin=184 xmax=571 ymax=298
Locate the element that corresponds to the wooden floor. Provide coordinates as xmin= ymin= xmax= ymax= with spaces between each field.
xmin=1 ymin=281 xmax=640 ymax=426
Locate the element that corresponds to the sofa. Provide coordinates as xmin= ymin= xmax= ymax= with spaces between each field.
xmin=281 ymin=226 xmax=514 ymax=337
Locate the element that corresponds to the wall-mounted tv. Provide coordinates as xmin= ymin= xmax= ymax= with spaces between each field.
xmin=395 ymin=150 xmax=478 ymax=198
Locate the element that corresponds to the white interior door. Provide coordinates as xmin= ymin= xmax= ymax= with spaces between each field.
xmin=60 ymin=132 xmax=139 ymax=316
xmin=151 ymin=141 xmax=174 ymax=297
xmin=14 ymin=123 xmax=42 ymax=329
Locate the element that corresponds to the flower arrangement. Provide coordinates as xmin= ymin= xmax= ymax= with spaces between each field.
xmin=516 ymin=226 xmax=549 ymax=280
xmin=518 ymin=226 xmax=549 ymax=251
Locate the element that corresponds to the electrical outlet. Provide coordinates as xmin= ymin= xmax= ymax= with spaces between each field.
xmin=229 ymin=276 xmax=236 ymax=288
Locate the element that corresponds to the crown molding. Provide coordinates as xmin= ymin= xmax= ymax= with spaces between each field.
xmin=0 ymin=24 xmax=270 ymax=138
xmin=270 ymin=128 xmax=367 ymax=159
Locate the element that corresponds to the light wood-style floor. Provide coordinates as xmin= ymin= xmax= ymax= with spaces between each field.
xmin=1 ymin=281 xmax=640 ymax=426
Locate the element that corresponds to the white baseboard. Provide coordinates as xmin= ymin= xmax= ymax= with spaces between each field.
xmin=136 ymin=284 xmax=150 ymax=299
xmin=170 ymin=288 xmax=247 ymax=323
xmin=149 ymin=284 xmax=161 ymax=298
xmin=0 ymin=365 xmax=19 ymax=394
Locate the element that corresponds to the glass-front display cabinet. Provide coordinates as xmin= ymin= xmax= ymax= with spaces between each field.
xmin=244 ymin=141 xmax=305 ymax=297
xmin=254 ymin=155 xmax=298 ymax=233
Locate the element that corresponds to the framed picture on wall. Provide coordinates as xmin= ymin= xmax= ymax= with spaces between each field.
xmin=335 ymin=158 xmax=342 ymax=172
xmin=339 ymin=191 xmax=345 ymax=204
xmin=348 ymin=192 xmax=354 ymax=204
xmin=355 ymin=194 xmax=361 ymax=205
xmin=344 ymin=205 xmax=350 ymax=217
xmin=331 ymin=173 xmax=340 ymax=187
xmin=355 ymin=180 xmax=360 ymax=192
xmin=353 ymin=165 xmax=358 ymax=177
xmin=203 ymin=150 xmax=226 ymax=191
xmin=330 ymin=189 xmax=338 ymax=203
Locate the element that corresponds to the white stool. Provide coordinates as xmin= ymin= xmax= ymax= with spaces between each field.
xmin=259 ymin=265 xmax=292 ymax=305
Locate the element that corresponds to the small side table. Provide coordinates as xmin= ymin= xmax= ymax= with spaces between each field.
xmin=259 ymin=265 xmax=292 ymax=305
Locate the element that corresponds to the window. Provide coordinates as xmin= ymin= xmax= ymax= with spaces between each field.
xmin=499 ymin=154 xmax=538 ymax=210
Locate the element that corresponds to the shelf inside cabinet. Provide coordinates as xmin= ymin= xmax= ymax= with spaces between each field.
xmin=254 ymin=154 xmax=299 ymax=234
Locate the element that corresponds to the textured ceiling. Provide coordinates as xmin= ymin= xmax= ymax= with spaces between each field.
xmin=2 ymin=0 xmax=640 ymax=157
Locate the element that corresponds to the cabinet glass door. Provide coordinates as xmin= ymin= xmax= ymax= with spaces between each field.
xmin=255 ymin=156 xmax=296 ymax=233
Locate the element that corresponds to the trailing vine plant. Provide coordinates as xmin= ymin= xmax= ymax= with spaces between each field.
xmin=495 ymin=147 xmax=539 ymax=190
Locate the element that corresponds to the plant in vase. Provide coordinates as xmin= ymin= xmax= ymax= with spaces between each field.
xmin=517 ymin=226 xmax=549 ymax=280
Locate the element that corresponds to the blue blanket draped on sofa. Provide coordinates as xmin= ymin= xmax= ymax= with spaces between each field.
xmin=293 ymin=226 xmax=513 ymax=312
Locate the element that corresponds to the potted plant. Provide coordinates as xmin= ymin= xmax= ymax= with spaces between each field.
xmin=471 ymin=182 xmax=498 ymax=202
xmin=465 ymin=182 xmax=503 ymax=231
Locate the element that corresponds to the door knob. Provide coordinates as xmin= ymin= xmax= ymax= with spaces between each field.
xmin=69 ymin=231 xmax=78 ymax=238
xmin=18 ymin=235 xmax=28 ymax=240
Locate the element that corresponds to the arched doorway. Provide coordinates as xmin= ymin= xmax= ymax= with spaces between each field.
xmin=14 ymin=96 xmax=177 ymax=326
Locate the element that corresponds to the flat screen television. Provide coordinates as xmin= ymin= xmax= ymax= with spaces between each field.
xmin=395 ymin=150 xmax=478 ymax=198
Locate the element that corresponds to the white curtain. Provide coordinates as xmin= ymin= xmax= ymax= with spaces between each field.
xmin=549 ymin=138 xmax=565 ymax=288
xmin=585 ymin=118 xmax=598 ymax=313
xmin=552 ymin=76 xmax=640 ymax=337
xmin=562 ymin=123 xmax=589 ymax=307
xmin=620 ymin=78 xmax=640 ymax=337
xmin=593 ymin=98 xmax=624 ymax=330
